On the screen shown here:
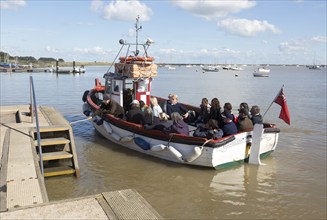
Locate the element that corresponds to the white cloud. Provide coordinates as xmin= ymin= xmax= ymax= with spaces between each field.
xmin=74 ymin=46 xmax=112 ymax=56
xmin=45 ymin=46 xmax=62 ymax=53
xmin=278 ymin=41 xmax=306 ymax=54
xmin=90 ymin=0 xmax=103 ymax=12
xmin=217 ymin=18 xmax=282 ymax=37
xmin=311 ymin=36 xmax=327 ymax=43
xmin=279 ymin=36 xmax=327 ymax=54
xmin=172 ymin=0 xmax=256 ymax=20
xmin=0 ymin=0 xmax=26 ymax=10
xmin=96 ymin=0 xmax=153 ymax=21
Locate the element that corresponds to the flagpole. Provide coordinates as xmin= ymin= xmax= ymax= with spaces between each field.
xmin=263 ymin=84 xmax=284 ymax=118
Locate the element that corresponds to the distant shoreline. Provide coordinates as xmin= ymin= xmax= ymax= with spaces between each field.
xmin=37 ymin=61 xmax=113 ymax=68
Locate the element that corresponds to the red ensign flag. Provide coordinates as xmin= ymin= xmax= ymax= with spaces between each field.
xmin=274 ymin=88 xmax=291 ymax=125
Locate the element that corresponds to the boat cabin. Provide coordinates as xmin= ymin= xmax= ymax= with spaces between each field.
xmin=103 ymin=54 xmax=157 ymax=112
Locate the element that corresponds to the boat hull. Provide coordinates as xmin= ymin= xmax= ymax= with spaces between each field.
xmin=253 ymin=72 xmax=269 ymax=77
xmin=90 ymin=114 xmax=279 ymax=169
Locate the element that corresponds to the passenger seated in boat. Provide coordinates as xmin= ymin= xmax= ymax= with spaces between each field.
xmin=143 ymin=106 xmax=160 ymax=128
xmin=88 ymin=94 xmax=125 ymax=121
xmin=126 ymin=99 xmax=145 ymax=125
xmin=166 ymin=94 xmax=191 ymax=120
xmin=221 ymin=112 xmax=238 ymax=137
xmin=194 ymin=97 xmax=211 ymax=126
xmin=164 ymin=112 xmax=189 ymax=135
xmin=161 ymin=94 xmax=172 ymax=113
xmin=149 ymin=112 xmax=171 ymax=131
xmin=150 ymin=97 xmax=163 ymax=117
xmin=209 ymin=98 xmax=223 ymax=128
xmin=139 ymin=100 xmax=147 ymax=112
xmin=237 ymin=108 xmax=253 ymax=132
xmin=222 ymin=102 xmax=236 ymax=124
xmin=193 ymin=119 xmax=223 ymax=140
xmin=250 ymin=105 xmax=263 ymax=125
xmin=236 ymin=102 xmax=250 ymax=124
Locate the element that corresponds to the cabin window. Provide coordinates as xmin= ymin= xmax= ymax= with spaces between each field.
xmin=137 ymin=80 xmax=149 ymax=92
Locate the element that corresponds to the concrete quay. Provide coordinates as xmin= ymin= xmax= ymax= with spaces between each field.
xmin=0 ymin=105 xmax=162 ymax=219
xmin=0 ymin=189 xmax=162 ymax=220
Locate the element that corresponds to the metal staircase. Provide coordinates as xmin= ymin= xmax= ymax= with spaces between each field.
xmin=33 ymin=126 xmax=80 ymax=177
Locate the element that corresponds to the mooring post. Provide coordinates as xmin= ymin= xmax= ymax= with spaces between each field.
xmin=73 ymin=58 xmax=76 ymax=73
xmin=56 ymin=58 xmax=59 ymax=74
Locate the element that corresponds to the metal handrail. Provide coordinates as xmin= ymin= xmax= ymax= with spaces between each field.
xmin=30 ymin=76 xmax=44 ymax=176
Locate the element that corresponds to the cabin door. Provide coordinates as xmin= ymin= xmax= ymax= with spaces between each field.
xmin=110 ymin=79 xmax=123 ymax=106
xmin=134 ymin=78 xmax=151 ymax=106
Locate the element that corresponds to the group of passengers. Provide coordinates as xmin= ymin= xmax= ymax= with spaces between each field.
xmin=88 ymin=93 xmax=263 ymax=140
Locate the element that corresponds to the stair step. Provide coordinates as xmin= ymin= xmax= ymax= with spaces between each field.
xmin=44 ymin=166 xmax=76 ymax=177
xmin=42 ymin=151 xmax=73 ymax=161
xmin=35 ymin=137 xmax=70 ymax=146
xmin=37 ymin=126 xmax=69 ymax=133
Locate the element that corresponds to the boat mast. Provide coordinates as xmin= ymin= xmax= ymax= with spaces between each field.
xmin=135 ymin=15 xmax=142 ymax=56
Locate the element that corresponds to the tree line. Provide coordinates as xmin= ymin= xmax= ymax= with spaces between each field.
xmin=0 ymin=51 xmax=65 ymax=64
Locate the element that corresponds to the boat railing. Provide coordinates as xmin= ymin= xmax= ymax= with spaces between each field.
xmin=30 ymin=76 xmax=44 ymax=176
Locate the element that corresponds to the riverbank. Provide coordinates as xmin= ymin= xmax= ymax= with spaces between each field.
xmin=36 ymin=61 xmax=113 ymax=68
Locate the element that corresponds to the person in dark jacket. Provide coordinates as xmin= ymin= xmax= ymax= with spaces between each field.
xmin=166 ymin=94 xmax=189 ymax=119
xmin=221 ymin=112 xmax=238 ymax=137
xmin=150 ymin=112 xmax=172 ymax=131
xmin=194 ymin=97 xmax=211 ymax=126
xmin=222 ymin=102 xmax=236 ymax=124
xmin=88 ymin=94 xmax=124 ymax=120
xmin=209 ymin=98 xmax=223 ymax=128
xmin=237 ymin=108 xmax=253 ymax=132
xmin=143 ymin=106 xmax=160 ymax=128
xmin=193 ymin=119 xmax=223 ymax=140
xmin=126 ymin=100 xmax=145 ymax=125
xmin=164 ymin=112 xmax=189 ymax=135
xmin=250 ymin=105 xmax=263 ymax=125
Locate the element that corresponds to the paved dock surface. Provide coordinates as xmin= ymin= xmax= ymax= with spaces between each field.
xmin=0 ymin=105 xmax=162 ymax=219
xmin=0 ymin=105 xmax=49 ymax=211
xmin=0 ymin=189 xmax=162 ymax=220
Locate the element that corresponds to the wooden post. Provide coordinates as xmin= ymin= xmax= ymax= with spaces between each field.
xmin=56 ymin=59 xmax=59 ymax=74
xmin=73 ymin=58 xmax=76 ymax=73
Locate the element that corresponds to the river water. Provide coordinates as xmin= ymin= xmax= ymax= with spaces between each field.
xmin=0 ymin=65 xmax=326 ymax=219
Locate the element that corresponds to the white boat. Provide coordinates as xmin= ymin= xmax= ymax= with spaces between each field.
xmin=81 ymin=17 xmax=280 ymax=169
xmin=202 ymin=65 xmax=220 ymax=72
xmin=166 ymin=65 xmax=176 ymax=70
xmin=230 ymin=66 xmax=243 ymax=71
xmin=73 ymin=65 xmax=86 ymax=73
xmin=308 ymin=65 xmax=321 ymax=70
xmin=258 ymin=67 xmax=270 ymax=73
xmin=253 ymin=67 xmax=270 ymax=77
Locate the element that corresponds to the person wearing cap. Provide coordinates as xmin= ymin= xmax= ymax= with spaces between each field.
xmin=237 ymin=108 xmax=253 ymax=132
xmin=88 ymin=94 xmax=124 ymax=121
xmin=126 ymin=99 xmax=145 ymax=125
xmin=250 ymin=105 xmax=263 ymax=125
xmin=221 ymin=112 xmax=238 ymax=137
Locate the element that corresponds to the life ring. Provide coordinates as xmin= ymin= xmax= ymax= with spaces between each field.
xmin=119 ymin=56 xmax=154 ymax=63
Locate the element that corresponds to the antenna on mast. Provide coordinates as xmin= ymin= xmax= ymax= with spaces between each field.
xmin=135 ymin=15 xmax=142 ymax=56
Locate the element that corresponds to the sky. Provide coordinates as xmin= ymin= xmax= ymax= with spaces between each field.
xmin=1 ymin=0 xmax=326 ymax=65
